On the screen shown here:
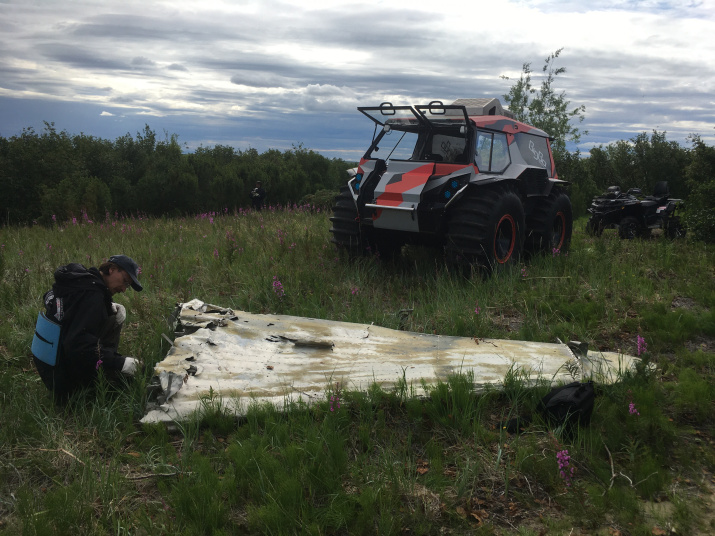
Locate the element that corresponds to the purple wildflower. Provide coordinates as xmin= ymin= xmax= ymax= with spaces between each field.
xmin=330 ymin=383 xmax=342 ymax=412
xmin=556 ymin=449 xmax=575 ymax=487
xmin=637 ymin=335 xmax=647 ymax=356
xmin=330 ymin=395 xmax=340 ymax=412
xmin=629 ymin=401 xmax=640 ymax=416
xmin=272 ymin=276 xmax=285 ymax=299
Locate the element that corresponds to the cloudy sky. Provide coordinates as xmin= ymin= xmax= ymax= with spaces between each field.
xmin=1 ymin=0 xmax=713 ymax=160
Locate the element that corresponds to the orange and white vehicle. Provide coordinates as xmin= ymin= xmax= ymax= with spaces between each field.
xmin=330 ymin=98 xmax=572 ymax=270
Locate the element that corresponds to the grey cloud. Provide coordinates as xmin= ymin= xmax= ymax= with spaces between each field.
xmin=66 ymin=11 xmax=274 ymax=46
xmin=230 ymin=71 xmax=298 ymax=89
xmin=514 ymin=0 xmax=708 ymax=14
xmin=131 ymin=56 xmax=156 ymax=67
xmin=68 ymin=15 xmax=203 ymax=42
xmin=304 ymin=84 xmax=348 ymax=97
xmin=35 ymin=42 xmax=129 ymax=70
xmin=1 ymin=0 xmax=713 ymax=159
xmin=110 ymin=93 xmax=149 ymax=106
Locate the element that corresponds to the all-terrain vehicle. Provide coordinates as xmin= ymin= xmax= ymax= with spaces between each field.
xmin=329 ymin=98 xmax=573 ymax=270
xmin=585 ymin=181 xmax=685 ymax=239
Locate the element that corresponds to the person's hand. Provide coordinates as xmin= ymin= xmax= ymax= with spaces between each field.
xmin=111 ymin=302 xmax=126 ymax=324
xmin=121 ymin=357 xmax=141 ymax=376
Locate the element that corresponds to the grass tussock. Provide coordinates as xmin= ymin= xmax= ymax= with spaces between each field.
xmin=1 ymin=207 xmax=714 ymax=535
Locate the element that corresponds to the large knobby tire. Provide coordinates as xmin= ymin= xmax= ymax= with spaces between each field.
xmin=666 ymin=217 xmax=686 ymax=239
xmin=526 ymin=191 xmax=573 ymax=255
xmin=618 ymin=217 xmax=641 ymax=240
xmin=585 ymin=216 xmax=604 ymax=237
xmin=329 ymin=186 xmax=363 ymax=255
xmin=446 ymin=187 xmax=525 ymax=272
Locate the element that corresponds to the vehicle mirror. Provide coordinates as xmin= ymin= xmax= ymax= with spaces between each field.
xmin=459 ymin=126 xmax=466 ymax=135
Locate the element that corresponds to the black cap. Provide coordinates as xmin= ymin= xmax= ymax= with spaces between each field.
xmin=108 ymin=255 xmax=143 ymax=291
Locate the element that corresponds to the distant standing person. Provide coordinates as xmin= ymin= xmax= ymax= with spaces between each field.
xmin=251 ymin=181 xmax=266 ymax=211
xmin=32 ymin=254 xmax=143 ymax=402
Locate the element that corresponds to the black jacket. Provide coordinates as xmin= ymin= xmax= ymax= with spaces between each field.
xmin=34 ymin=263 xmax=126 ymax=398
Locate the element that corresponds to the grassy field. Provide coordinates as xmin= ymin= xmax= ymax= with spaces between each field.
xmin=1 ymin=205 xmax=714 ymax=535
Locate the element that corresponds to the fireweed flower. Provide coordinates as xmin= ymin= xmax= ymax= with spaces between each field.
xmin=330 ymin=395 xmax=341 ymax=412
xmin=95 ymin=357 xmax=103 ymax=370
xmin=556 ymin=449 xmax=575 ymax=487
xmin=272 ymin=276 xmax=285 ymax=298
xmin=637 ymin=335 xmax=647 ymax=356
xmin=629 ymin=402 xmax=640 ymax=416
xmin=474 ymin=301 xmax=481 ymax=315
xmin=330 ymin=382 xmax=342 ymax=412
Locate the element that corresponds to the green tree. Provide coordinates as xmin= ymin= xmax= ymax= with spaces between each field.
xmin=0 ymin=123 xmax=83 ymax=225
xmin=631 ymin=131 xmax=688 ymax=198
xmin=683 ymin=134 xmax=715 ymax=242
xmin=135 ymin=133 xmax=199 ymax=216
xmin=41 ymin=173 xmax=112 ymax=223
xmin=585 ymin=146 xmax=617 ymax=191
xmin=604 ymin=140 xmax=637 ymax=188
xmin=502 ymin=48 xmax=587 ymax=164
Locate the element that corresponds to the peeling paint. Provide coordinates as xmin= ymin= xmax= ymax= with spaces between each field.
xmin=141 ymin=300 xmax=639 ymax=423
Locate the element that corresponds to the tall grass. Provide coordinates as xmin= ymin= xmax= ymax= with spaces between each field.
xmin=1 ymin=207 xmax=714 ymax=535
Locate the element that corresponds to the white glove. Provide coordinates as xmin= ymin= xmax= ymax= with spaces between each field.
xmin=111 ymin=302 xmax=126 ymax=324
xmin=121 ymin=357 xmax=141 ymax=376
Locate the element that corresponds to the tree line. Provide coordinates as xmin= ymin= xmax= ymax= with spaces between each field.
xmin=0 ymin=123 xmax=353 ymax=226
xmin=2 ymin=51 xmax=714 ymax=243
xmin=503 ymin=49 xmax=715 ymax=242
xmin=558 ymin=131 xmax=714 ymax=227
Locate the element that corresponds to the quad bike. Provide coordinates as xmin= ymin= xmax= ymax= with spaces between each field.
xmin=329 ymin=98 xmax=573 ymax=271
xmin=585 ymin=182 xmax=685 ymax=239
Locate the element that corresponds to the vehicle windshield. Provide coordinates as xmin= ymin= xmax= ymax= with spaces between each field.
xmin=368 ymin=129 xmax=420 ymax=161
xmin=360 ymin=105 xmax=471 ymax=163
xmin=366 ymin=128 xmax=470 ymax=163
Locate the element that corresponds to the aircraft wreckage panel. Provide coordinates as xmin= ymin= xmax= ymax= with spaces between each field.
xmin=141 ymin=300 xmax=638 ymax=423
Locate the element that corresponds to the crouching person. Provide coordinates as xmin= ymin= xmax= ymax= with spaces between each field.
xmin=32 ymin=254 xmax=143 ymax=402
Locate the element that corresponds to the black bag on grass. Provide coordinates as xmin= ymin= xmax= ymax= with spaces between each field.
xmin=503 ymin=381 xmax=595 ymax=434
xmin=538 ymin=380 xmax=595 ymax=428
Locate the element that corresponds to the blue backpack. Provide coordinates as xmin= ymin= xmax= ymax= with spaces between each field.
xmin=31 ymin=312 xmax=62 ymax=366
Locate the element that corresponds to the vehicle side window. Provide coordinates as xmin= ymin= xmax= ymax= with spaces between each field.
xmin=475 ymin=132 xmax=492 ymax=170
xmin=475 ymin=131 xmax=510 ymax=172
xmin=491 ymin=134 xmax=510 ymax=172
